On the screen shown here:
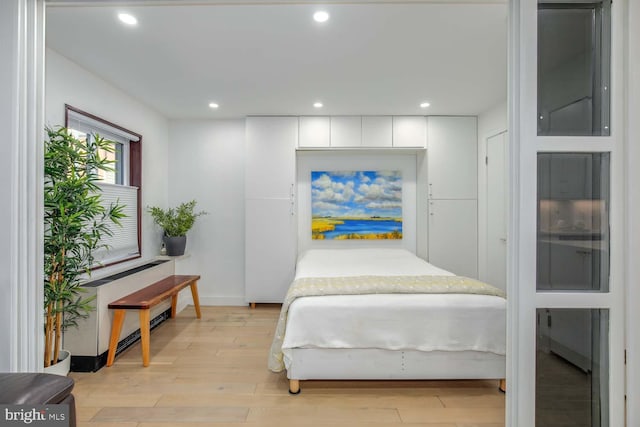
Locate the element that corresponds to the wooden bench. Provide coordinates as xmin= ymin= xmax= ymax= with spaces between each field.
xmin=106 ymin=274 xmax=202 ymax=367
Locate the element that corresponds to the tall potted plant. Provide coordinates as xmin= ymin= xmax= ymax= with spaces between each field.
xmin=44 ymin=127 xmax=125 ymax=371
xmin=148 ymin=200 xmax=207 ymax=256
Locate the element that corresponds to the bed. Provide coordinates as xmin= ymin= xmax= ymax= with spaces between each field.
xmin=268 ymin=248 xmax=506 ymax=394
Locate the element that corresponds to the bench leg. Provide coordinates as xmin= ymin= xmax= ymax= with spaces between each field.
xmin=139 ymin=309 xmax=151 ymax=367
xmin=106 ymin=309 xmax=126 ymax=367
xmin=189 ymin=281 xmax=202 ymax=319
xmin=171 ymin=294 xmax=178 ymax=318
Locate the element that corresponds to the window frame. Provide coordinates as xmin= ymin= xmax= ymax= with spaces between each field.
xmin=64 ymin=104 xmax=142 ymax=269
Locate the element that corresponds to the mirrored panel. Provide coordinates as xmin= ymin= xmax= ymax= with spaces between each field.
xmin=537 ymin=153 xmax=610 ymax=291
xmin=538 ymin=1 xmax=611 ymax=136
xmin=536 ymin=308 xmax=609 ymax=427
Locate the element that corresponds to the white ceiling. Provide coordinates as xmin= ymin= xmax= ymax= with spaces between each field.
xmin=46 ymin=2 xmax=508 ymax=119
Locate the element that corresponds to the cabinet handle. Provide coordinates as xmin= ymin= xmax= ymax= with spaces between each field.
xmin=289 ymin=184 xmax=295 ymax=216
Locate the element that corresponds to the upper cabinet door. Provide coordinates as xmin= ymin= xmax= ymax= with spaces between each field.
xmin=362 ymin=116 xmax=392 ymax=147
xmin=392 ymin=116 xmax=427 ymax=148
xmin=245 ymin=116 xmax=298 ymax=199
xmin=299 ymin=116 xmax=330 ymax=147
xmin=427 ymin=116 xmax=478 ymax=199
xmin=330 ymin=116 xmax=362 ymax=147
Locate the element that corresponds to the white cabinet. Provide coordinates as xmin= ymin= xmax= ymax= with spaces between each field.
xmin=539 ymin=153 xmax=594 ymax=200
xmin=426 ymin=116 xmax=478 ymax=278
xmin=245 ymin=117 xmax=298 ymax=303
xmin=245 ymin=198 xmax=297 ymax=303
xmin=246 ymin=117 xmax=298 ymax=199
xmin=362 ymin=116 xmax=392 ymax=147
xmin=298 ymin=116 xmax=423 ymax=149
xmin=392 ymin=116 xmax=427 ymax=148
xmin=545 ymin=309 xmax=593 ymax=372
xmin=330 ymin=116 xmax=361 ymax=147
xmin=299 ymin=116 xmax=330 ymax=148
xmin=428 ymin=199 xmax=478 ymax=278
xmin=427 ymin=116 xmax=478 ymax=199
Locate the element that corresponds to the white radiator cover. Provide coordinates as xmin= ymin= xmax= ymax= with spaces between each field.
xmin=63 ymin=259 xmax=175 ymax=357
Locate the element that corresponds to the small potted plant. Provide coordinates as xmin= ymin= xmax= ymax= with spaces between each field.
xmin=148 ymin=200 xmax=207 ymax=256
xmin=44 ymin=127 xmax=125 ymax=373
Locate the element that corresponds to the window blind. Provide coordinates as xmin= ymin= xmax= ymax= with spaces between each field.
xmin=93 ymin=182 xmax=139 ymax=265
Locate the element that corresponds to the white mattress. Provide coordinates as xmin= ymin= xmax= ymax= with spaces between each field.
xmin=294 ymin=247 xmax=455 ymax=279
xmin=282 ymin=248 xmax=506 ymax=367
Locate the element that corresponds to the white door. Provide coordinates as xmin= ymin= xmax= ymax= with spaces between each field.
xmin=486 ymin=132 xmax=508 ymax=290
xmin=428 ymin=199 xmax=478 ymax=278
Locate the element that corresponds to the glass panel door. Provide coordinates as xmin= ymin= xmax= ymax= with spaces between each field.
xmin=519 ymin=1 xmax=624 ymax=426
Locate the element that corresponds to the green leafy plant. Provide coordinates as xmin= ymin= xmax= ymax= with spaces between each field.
xmin=147 ymin=200 xmax=207 ymax=237
xmin=44 ymin=127 xmax=125 ymax=367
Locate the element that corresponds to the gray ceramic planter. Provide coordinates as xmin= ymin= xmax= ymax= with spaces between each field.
xmin=164 ymin=235 xmax=186 ymax=256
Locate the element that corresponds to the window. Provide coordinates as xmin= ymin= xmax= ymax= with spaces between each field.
xmin=536 ymin=152 xmax=610 ymax=292
xmin=537 ymin=1 xmax=611 ymax=136
xmin=65 ymin=104 xmax=142 ymax=267
xmin=536 ymin=308 xmax=609 ymax=427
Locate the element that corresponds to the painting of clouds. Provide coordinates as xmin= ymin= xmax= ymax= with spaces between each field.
xmin=311 ymin=171 xmax=402 ymax=240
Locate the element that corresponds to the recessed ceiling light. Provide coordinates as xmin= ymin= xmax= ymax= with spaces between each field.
xmin=313 ymin=11 xmax=330 ymax=23
xmin=420 ymin=102 xmax=431 ymax=108
xmin=118 ymin=13 xmax=137 ymax=26
xmin=209 ymin=102 xmax=219 ymax=109
xmin=313 ymin=102 xmax=323 ymax=108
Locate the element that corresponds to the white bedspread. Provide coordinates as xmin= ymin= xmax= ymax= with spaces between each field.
xmin=282 ymin=248 xmax=506 ymax=368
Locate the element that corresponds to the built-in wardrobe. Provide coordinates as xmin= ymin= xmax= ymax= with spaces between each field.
xmin=245 ymin=115 xmax=478 ymax=304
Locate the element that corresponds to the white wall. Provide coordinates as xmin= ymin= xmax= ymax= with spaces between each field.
xmin=45 ymin=48 xmax=170 ymax=276
xmin=168 ymin=119 xmax=246 ymax=305
xmin=477 ymin=101 xmax=508 ymax=283
xmin=297 ymin=152 xmax=417 ymax=254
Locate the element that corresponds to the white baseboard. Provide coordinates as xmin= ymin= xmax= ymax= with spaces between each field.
xmin=200 ymin=296 xmax=248 ymax=306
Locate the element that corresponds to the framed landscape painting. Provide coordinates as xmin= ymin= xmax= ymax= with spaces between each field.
xmin=311 ymin=170 xmax=402 ymax=240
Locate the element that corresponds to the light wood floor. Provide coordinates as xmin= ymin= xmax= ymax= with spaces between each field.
xmin=70 ymin=305 xmax=505 ymax=427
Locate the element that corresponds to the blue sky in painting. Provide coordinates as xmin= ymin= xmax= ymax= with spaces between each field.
xmin=311 ymin=171 xmax=402 ymax=218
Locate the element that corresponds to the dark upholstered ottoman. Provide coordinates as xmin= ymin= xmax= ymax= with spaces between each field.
xmin=0 ymin=373 xmax=76 ymax=427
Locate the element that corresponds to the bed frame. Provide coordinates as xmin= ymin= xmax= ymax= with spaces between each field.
xmin=286 ymin=348 xmax=506 ymax=394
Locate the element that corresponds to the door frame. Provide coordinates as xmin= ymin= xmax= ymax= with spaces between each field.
xmin=484 ymin=130 xmax=508 ymax=290
xmin=509 ymin=0 xmax=629 ymax=426
xmin=9 ymin=0 xmax=640 ymax=424
xmin=625 ymin=0 xmax=640 ymax=423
